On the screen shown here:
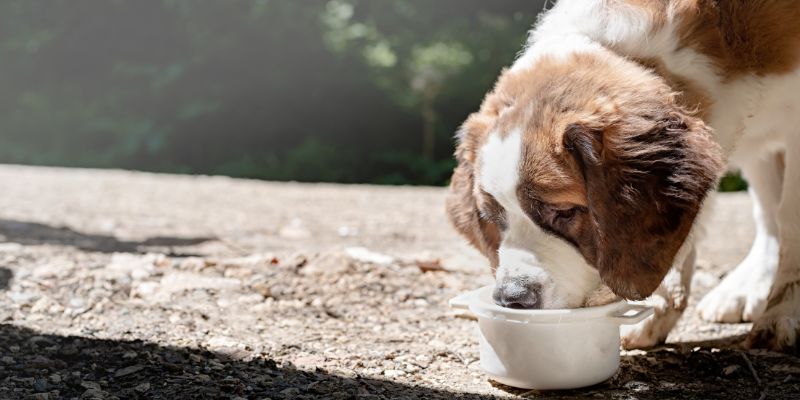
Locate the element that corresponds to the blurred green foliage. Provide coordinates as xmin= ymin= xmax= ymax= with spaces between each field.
xmin=719 ymin=171 xmax=748 ymax=192
xmin=0 ymin=0 xmax=747 ymax=190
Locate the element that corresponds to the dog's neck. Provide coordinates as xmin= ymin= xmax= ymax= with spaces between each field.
xmin=512 ymin=1 xmax=656 ymax=72
xmin=511 ymin=0 xmax=747 ymax=155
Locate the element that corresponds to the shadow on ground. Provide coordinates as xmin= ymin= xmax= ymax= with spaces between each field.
xmin=0 ymin=219 xmax=214 ymax=255
xmin=0 ymin=324 xmax=491 ymax=400
xmin=0 ymin=324 xmax=797 ymax=400
xmin=489 ymin=335 xmax=798 ymax=400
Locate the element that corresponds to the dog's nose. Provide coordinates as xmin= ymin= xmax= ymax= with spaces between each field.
xmin=493 ymin=278 xmax=542 ymax=309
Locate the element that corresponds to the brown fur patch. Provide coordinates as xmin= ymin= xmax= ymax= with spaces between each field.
xmin=674 ymin=0 xmax=800 ymax=80
xmin=446 ymin=164 xmax=501 ymax=270
xmin=623 ymin=0 xmax=669 ymax=30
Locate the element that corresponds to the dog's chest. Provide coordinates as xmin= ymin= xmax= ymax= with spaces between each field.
xmin=698 ymin=71 xmax=800 ymax=165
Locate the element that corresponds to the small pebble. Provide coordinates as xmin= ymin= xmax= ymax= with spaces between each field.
xmin=134 ymin=382 xmax=151 ymax=393
xmin=80 ymin=381 xmax=101 ymax=390
xmin=723 ymin=365 xmax=741 ymax=375
xmin=33 ymin=378 xmax=49 ymax=392
xmin=383 ymin=369 xmax=406 ymax=378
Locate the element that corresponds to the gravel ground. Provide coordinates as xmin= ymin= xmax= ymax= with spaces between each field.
xmin=0 ymin=164 xmax=798 ymax=399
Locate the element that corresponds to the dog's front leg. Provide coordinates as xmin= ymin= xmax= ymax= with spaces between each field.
xmin=621 ymin=246 xmax=695 ymax=349
xmin=698 ymin=154 xmax=782 ymax=323
xmin=748 ymin=148 xmax=800 ymax=354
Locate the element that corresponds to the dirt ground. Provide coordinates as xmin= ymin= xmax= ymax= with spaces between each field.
xmin=0 ymin=164 xmax=797 ymax=399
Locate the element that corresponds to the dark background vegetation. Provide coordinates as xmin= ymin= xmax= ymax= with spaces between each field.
xmin=1 ymin=0 xmax=746 ymax=189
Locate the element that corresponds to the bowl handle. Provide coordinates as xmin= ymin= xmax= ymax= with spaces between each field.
xmin=608 ymin=304 xmax=654 ymax=325
xmin=449 ymin=292 xmax=472 ymax=310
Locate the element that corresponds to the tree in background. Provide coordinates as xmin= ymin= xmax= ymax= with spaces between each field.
xmin=319 ymin=0 xmax=543 ymax=183
xmin=323 ymin=0 xmax=474 ymax=160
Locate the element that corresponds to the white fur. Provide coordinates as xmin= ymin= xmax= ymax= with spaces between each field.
xmin=698 ymin=155 xmax=782 ymax=323
xmin=479 ymin=129 xmax=522 ymax=208
xmin=487 ymin=0 xmax=800 ymax=348
xmin=512 ymin=1 xmax=650 ymax=71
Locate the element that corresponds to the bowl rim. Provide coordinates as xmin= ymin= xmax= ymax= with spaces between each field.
xmin=452 ymin=285 xmax=630 ymax=324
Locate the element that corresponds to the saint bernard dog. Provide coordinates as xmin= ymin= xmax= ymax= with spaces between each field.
xmin=446 ymin=0 xmax=800 ymax=353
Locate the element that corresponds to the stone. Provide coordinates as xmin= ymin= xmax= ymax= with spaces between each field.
xmin=383 ymin=369 xmax=406 ymax=378
xmin=114 ymin=364 xmax=144 ymax=378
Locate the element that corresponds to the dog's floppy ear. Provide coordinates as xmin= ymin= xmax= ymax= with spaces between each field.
xmin=564 ymin=110 xmax=724 ymax=299
xmin=446 ymin=111 xmax=501 ymax=270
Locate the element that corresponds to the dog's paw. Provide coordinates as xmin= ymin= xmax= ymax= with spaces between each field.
xmin=746 ymin=282 xmax=800 ymax=355
xmin=697 ymin=260 xmax=772 ymax=323
xmin=621 ymin=319 xmax=664 ymax=349
xmin=746 ymin=313 xmax=800 ymax=355
xmin=620 ymin=296 xmax=681 ymax=349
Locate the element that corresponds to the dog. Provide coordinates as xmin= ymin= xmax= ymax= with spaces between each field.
xmin=446 ymin=0 xmax=800 ymax=353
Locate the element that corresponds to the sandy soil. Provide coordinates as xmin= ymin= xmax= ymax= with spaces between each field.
xmin=0 ymin=164 xmax=797 ymax=399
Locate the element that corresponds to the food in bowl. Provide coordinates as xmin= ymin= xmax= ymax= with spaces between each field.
xmin=449 ymin=285 xmax=653 ymax=390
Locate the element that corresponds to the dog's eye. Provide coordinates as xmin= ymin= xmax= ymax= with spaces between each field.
xmin=555 ymin=207 xmax=578 ymax=220
xmin=546 ymin=204 xmax=581 ymax=223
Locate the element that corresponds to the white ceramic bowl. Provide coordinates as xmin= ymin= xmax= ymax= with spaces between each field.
xmin=449 ymin=285 xmax=653 ymax=390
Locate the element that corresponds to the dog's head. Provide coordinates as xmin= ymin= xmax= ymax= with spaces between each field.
xmin=446 ymin=52 xmax=724 ymax=308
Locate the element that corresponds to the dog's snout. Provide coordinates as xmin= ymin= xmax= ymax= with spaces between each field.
xmin=493 ymin=278 xmax=542 ymax=309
